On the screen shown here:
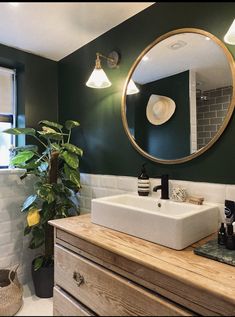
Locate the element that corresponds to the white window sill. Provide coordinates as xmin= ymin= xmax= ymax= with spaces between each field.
xmin=0 ymin=168 xmax=25 ymax=175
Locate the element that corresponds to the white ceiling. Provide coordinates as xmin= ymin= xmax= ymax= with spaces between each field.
xmin=133 ymin=32 xmax=232 ymax=91
xmin=0 ymin=2 xmax=154 ymax=61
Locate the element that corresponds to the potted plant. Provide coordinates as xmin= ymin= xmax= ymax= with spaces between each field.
xmin=3 ymin=120 xmax=82 ymax=298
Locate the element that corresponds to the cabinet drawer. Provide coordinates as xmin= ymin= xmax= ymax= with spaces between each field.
xmin=55 ymin=245 xmax=192 ymax=316
xmin=54 ymin=286 xmax=95 ymax=316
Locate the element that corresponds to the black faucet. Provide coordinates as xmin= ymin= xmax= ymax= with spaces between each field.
xmin=153 ymin=174 xmax=169 ymax=199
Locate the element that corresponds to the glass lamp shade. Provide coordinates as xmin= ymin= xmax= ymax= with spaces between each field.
xmin=224 ymin=19 xmax=235 ymax=44
xmin=86 ymin=68 xmax=112 ymax=88
xmin=126 ymin=79 xmax=139 ymax=95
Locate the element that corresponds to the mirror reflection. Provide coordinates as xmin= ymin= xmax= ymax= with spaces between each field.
xmin=125 ymin=31 xmax=233 ymax=161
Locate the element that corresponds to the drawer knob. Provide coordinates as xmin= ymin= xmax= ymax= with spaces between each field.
xmin=73 ymin=271 xmax=84 ymax=287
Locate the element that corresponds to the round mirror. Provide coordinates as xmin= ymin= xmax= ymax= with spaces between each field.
xmin=122 ymin=28 xmax=235 ymax=164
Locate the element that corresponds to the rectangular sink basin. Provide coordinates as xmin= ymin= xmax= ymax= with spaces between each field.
xmin=91 ymin=194 xmax=220 ymax=250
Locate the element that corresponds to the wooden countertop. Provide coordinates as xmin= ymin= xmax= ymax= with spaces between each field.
xmin=49 ymin=214 xmax=235 ymax=312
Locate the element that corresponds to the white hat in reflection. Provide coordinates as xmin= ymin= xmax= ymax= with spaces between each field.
xmin=146 ymin=94 xmax=176 ymax=125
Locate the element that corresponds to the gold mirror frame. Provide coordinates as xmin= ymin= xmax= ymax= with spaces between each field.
xmin=121 ymin=28 xmax=235 ymax=164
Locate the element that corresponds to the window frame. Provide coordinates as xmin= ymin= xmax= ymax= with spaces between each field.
xmin=0 ymin=67 xmax=17 ymax=168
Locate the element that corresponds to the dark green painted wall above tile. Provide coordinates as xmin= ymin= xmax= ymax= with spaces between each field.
xmin=0 ymin=43 xmax=58 ymax=131
xmin=58 ymin=2 xmax=235 ymax=184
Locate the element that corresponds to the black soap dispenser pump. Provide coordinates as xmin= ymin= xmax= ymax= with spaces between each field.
xmin=138 ymin=164 xmax=150 ymax=196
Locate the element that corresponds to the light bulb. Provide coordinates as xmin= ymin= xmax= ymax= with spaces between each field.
xmin=127 ymin=79 xmax=139 ymax=95
xmin=86 ymin=68 xmax=111 ymax=89
xmin=224 ymin=19 xmax=235 ymax=45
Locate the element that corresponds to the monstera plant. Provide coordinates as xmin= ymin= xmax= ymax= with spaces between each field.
xmin=3 ymin=120 xmax=82 ymax=297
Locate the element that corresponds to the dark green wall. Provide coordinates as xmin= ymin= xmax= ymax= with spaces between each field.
xmin=58 ymin=2 xmax=235 ymax=184
xmin=131 ymin=71 xmax=190 ymax=159
xmin=0 ymin=43 xmax=58 ymax=134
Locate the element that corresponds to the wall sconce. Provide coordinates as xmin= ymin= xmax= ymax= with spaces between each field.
xmin=224 ymin=19 xmax=235 ymax=45
xmin=86 ymin=51 xmax=120 ymax=89
xmin=126 ymin=79 xmax=140 ymax=95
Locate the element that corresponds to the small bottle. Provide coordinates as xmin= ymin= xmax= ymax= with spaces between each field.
xmin=226 ymin=224 xmax=235 ymax=250
xmin=138 ymin=164 xmax=150 ymax=196
xmin=218 ymin=223 xmax=227 ymax=245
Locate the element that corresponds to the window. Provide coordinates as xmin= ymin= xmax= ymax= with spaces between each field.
xmin=0 ymin=67 xmax=16 ymax=167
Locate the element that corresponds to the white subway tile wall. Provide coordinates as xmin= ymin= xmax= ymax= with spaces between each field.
xmin=80 ymin=174 xmax=138 ymax=214
xmin=0 ymin=170 xmax=39 ymax=284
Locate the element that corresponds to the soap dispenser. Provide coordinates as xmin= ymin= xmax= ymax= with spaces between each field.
xmin=218 ymin=223 xmax=227 ymax=245
xmin=226 ymin=224 xmax=235 ymax=250
xmin=138 ymin=164 xmax=150 ymax=196
xmin=224 ymin=199 xmax=235 ymax=250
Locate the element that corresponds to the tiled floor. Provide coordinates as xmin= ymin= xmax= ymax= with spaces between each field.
xmin=16 ymin=283 xmax=53 ymax=316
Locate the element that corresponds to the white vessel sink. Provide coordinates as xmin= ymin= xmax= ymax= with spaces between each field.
xmin=91 ymin=194 xmax=220 ymax=250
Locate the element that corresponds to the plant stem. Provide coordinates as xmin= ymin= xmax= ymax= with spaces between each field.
xmin=45 ymin=151 xmax=59 ymax=259
xmin=67 ymin=130 xmax=71 ymax=144
xmin=35 ymin=152 xmax=49 ymax=164
xmin=59 ymin=129 xmax=64 ymax=145
xmin=34 ymin=136 xmax=48 ymax=149
xmin=49 ymin=151 xmax=59 ymax=184
xmin=48 ymin=140 xmax=52 ymax=160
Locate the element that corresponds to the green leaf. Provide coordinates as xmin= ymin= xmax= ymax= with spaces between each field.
xmin=40 ymin=201 xmax=55 ymax=222
xmin=10 ymin=150 xmax=35 ymax=166
xmin=18 ymin=160 xmax=41 ymax=170
xmin=40 ymin=208 xmax=54 ymax=224
xmin=63 ymin=143 xmax=83 ymax=156
xmin=21 ymin=195 xmax=37 ymax=212
xmin=38 ymin=120 xmax=63 ymax=130
xmin=34 ymin=181 xmax=44 ymax=191
xmin=3 ymin=128 xmax=36 ymax=135
xmin=38 ymin=131 xmax=67 ymax=141
xmin=37 ymin=184 xmax=55 ymax=204
xmin=51 ymin=143 xmax=61 ymax=151
xmin=60 ymin=151 xmax=79 ymax=169
xmin=29 ymin=227 xmax=45 ymax=249
xmin=41 ymin=126 xmax=58 ymax=134
xmin=65 ymin=120 xmax=80 ymax=130
xmin=63 ymin=180 xmax=79 ymax=193
xmin=33 ymin=256 xmax=44 ymax=271
xmin=64 ymin=164 xmax=81 ymax=188
xmin=14 ymin=145 xmax=38 ymax=153
xmin=52 ymin=183 xmax=67 ymax=196
xmin=24 ymin=226 xmax=32 ymax=236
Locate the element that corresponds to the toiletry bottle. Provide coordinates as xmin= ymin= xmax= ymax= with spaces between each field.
xmin=226 ymin=224 xmax=235 ymax=250
xmin=225 ymin=200 xmax=235 ymax=223
xmin=218 ymin=223 xmax=227 ymax=245
xmin=138 ymin=164 xmax=150 ymax=196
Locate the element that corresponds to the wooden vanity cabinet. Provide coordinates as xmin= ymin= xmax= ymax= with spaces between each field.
xmin=49 ymin=215 xmax=235 ymax=316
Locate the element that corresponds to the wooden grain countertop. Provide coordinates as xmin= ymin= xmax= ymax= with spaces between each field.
xmin=49 ymin=214 xmax=235 ymax=314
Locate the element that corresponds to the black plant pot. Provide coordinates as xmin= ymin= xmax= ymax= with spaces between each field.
xmin=31 ymin=261 xmax=54 ymax=298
